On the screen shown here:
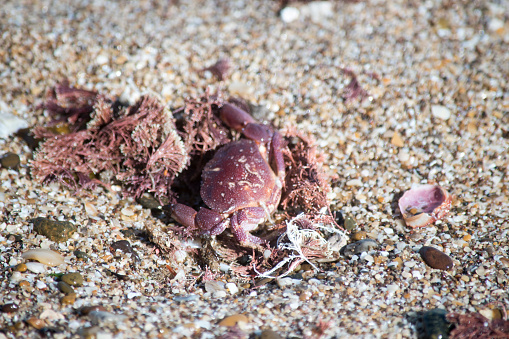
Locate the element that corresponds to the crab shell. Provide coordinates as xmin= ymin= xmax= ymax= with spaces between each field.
xmin=200 ymin=138 xmax=282 ymax=220
xmin=398 ymin=184 xmax=452 ymax=228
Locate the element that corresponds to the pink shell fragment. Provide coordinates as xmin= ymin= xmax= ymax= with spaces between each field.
xmin=398 ymin=184 xmax=451 ymax=228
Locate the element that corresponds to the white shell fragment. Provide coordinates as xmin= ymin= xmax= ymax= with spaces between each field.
xmin=280 ymin=7 xmax=300 ymax=23
xmin=22 ymin=249 xmax=65 ymax=267
xmin=25 ymin=262 xmax=47 ymax=274
xmin=0 ymin=111 xmax=28 ymax=138
xmin=398 ymin=184 xmax=452 ymax=228
xmin=431 ymin=105 xmax=451 ymax=120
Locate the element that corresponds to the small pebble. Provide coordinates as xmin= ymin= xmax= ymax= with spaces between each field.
xmin=228 ymin=82 xmax=254 ymax=98
xmin=57 ymin=281 xmax=76 ymax=295
xmin=40 ymin=309 xmax=64 ymax=321
xmin=202 ymin=58 xmax=231 ymax=81
xmin=74 ymin=250 xmax=89 ymax=261
xmin=174 ymin=250 xmax=187 ymax=263
xmin=422 ymin=308 xmax=450 ymax=339
xmin=225 ymin=282 xmax=239 ymax=295
xmin=110 ymin=240 xmax=140 ymax=262
xmin=120 ymin=206 xmax=135 ymax=216
xmin=343 ymin=239 xmax=379 ymax=257
xmin=19 ymin=280 xmax=30 ymax=288
xmin=500 ymin=257 xmax=509 ymax=268
xmin=1 ymin=303 xmax=19 ymax=313
xmin=276 ymin=277 xmax=301 ymax=288
xmin=79 ymin=305 xmax=107 ymax=316
xmin=10 ymin=271 xmax=23 ymax=283
xmin=173 ymin=295 xmax=199 ymax=302
xmin=204 ymin=281 xmax=225 ymax=294
xmin=14 ymin=263 xmax=28 ymax=272
xmin=260 ymin=329 xmax=283 ymax=339
xmin=218 ymin=314 xmax=248 ymax=327
xmin=136 ymin=195 xmax=161 ymax=209
xmin=25 ymin=262 xmax=47 ymax=274
xmin=280 ymin=6 xmax=300 ymax=23
xmin=391 ymin=131 xmax=404 ymax=147
xmin=26 ymin=317 xmax=45 ymax=329
xmin=344 ymin=214 xmax=357 ymax=231
xmin=22 ymin=249 xmax=65 ymax=266
xmin=300 ymin=0 xmax=333 ymax=22
xmin=351 ymin=231 xmax=367 ymax=241
xmin=84 ymin=202 xmax=99 ymax=217
xmin=61 ymin=293 xmax=77 ymax=305
xmin=96 ymin=54 xmax=108 ymax=65
xmin=36 ymin=280 xmax=47 ymax=289
xmin=15 ymin=128 xmax=41 ymax=150
xmin=300 ymin=263 xmax=313 ymax=271
xmin=32 ymin=217 xmax=77 ymax=242
xmin=419 ymin=246 xmax=454 ymax=271
xmin=88 ymin=310 xmax=127 ymax=324
xmin=61 ymin=272 xmax=84 ymax=286
xmin=214 ymin=291 xmax=227 ymax=298
xmin=431 ymin=105 xmax=451 ymax=120
xmin=0 ymin=152 xmax=20 ymax=169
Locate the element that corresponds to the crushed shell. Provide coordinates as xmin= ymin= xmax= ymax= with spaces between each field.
xmin=398 ymin=185 xmax=452 ymax=228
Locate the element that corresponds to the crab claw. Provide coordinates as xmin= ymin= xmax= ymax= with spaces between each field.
xmin=170 ymin=203 xmax=197 ymax=228
xmin=219 ymin=103 xmax=256 ymax=131
xmin=220 ymin=103 xmax=272 ymax=143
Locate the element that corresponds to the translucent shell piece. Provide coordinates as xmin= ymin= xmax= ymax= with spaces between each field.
xmin=22 ymin=249 xmax=65 ymax=267
xmin=398 ymin=184 xmax=452 ymax=228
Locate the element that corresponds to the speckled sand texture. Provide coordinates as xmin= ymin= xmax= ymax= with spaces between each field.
xmin=1 ymin=0 xmax=509 ymax=338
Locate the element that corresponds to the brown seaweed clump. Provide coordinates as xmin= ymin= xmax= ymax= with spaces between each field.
xmin=447 ymin=311 xmax=509 ymax=338
xmin=32 ymin=82 xmax=188 ymax=200
xmin=281 ymin=128 xmax=335 ymax=226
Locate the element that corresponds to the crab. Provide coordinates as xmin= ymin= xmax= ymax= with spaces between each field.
xmin=170 ymin=102 xmax=285 ymax=248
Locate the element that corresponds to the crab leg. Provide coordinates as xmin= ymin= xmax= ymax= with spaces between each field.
xmin=270 ymin=131 xmax=285 ymax=180
xmin=230 ymin=207 xmax=267 ymax=246
xmin=196 ymin=208 xmax=229 ymax=235
xmin=170 ymin=203 xmax=229 ymax=236
xmin=220 ymin=103 xmax=272 ymax=143
xmin=170 ymin=203 xmax=197 ymax=228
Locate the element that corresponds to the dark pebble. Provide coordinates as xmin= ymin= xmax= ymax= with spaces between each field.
xmin=1 ymin=303 xmax=19 ymax=313
xmin=344 ymin=214 xmax=357 ymax=231
xmin=74 ymin=250 xmax=89 ymax=261
xmin=110 ymin=240 xmax=140 ymax=262
xmin=334 ymin=211 xmax=344 ymax=227
xmin=342 ymin=239 xmax=379 ymax=257
xmin=32 ymin=217 xmax=77 ymax=242
xmin=422 ymin=308 xmax=450 ymax=339
xmin=419 ymin=246 xmax=454 ymax=271
xmin=136 ymin=195 xmax=161 ymax=210
xmin=105 ymin=269 xmax=129 ymax=281
xmin=79 ymin=305 xmax=107 ymax=316
xmin=260 ymin=329 xmax=283 ymax=339
xmin=61 ymin=272 xmax=84 ymax=287
xmin=173 ymin=295 xmax=199 ymax=302
xmin=6 ymin=234 xmax=22 ymax=243
xmin=57 ymin=281 xmax=75 ymax=295
xmin=15 ymin=128 xmax=41 ymax=150
xmin=0 ymin=153 xmax=20 ymax=169
xmin=120 ymin=228 xmax=137 ymax=240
